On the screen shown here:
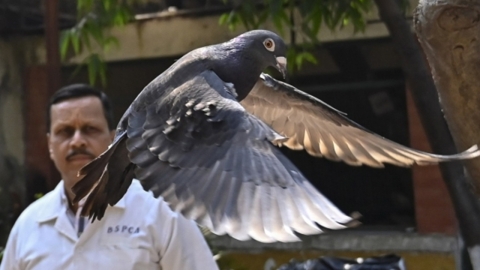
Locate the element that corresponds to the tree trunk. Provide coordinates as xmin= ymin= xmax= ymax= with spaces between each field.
xmin=414 ymin=0 xmax=480 ymax=268
xmin=374 ymin=0 xmax=480 ymax=268
xmin=414 ymin=0 xmax=480 ymax=194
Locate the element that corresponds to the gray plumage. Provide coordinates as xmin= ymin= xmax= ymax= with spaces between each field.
xmin=73 ymin=30 xmax=480 ymax=243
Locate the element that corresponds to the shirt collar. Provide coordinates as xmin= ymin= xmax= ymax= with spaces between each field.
xmin=36 ymin=180 xmax=126 ymax=223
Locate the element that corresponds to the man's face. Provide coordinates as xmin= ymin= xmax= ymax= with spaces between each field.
xmin=47 ymin=96 xmax=114 ymax=197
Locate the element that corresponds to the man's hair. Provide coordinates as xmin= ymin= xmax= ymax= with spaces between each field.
xmin=46 ymin=84 xmax=115 ymax=131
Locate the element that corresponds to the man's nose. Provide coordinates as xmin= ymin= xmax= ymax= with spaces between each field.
xmin=70 ymin=130 xmax=86 ymax=147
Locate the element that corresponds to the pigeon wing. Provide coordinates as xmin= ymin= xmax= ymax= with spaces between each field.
xmin=126 ymin=70 xmax=354 ymax=243
xmin=241 ymin=74 xmax=480 ymax=168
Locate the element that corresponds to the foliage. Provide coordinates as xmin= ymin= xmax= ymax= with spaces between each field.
xmin=64 ymin=0 xmax=409 ymax=83
xmin=219 ymin=0 xmax=375 ymax=72
xmin=220 ymin=0 xmax=373 ymax=36
xmin=60 ymin=0 xmax=147 ymax=86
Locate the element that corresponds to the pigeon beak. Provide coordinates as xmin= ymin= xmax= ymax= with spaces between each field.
xmin=275 ymin=56 xmax=287 ymax=79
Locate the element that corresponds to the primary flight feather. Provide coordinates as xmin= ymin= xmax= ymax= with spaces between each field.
xmin=73 ymin=30 xmax=480 ymax=243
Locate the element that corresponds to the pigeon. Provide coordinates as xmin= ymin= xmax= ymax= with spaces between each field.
xmin=73 ymin=29 xmax=480 ymax=243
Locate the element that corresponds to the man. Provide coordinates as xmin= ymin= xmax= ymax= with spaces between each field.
xmin=0 ymin=84 xmax=219 ymax=270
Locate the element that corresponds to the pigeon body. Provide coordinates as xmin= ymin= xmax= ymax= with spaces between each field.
xmin=73 ymin=30 xmax=480 ymax=243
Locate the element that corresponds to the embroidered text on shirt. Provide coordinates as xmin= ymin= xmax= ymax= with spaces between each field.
xmin=107 ymin=225 xmax=140 ymax=234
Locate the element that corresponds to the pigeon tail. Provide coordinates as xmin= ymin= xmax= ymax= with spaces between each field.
xmin=73 ymin=132 xmax=135 ymax=220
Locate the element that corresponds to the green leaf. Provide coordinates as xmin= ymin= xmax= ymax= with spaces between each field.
xmin=99 ymin=60 xmax=107 ymax=86
xmin=80 ymin=30 xmax=91 ymax=51
xmin=218 ymin=13 xmax=229 ymax=25
xmin=103 ymin=0 xmax=112 ymax=11
xmin=286 ymin=47 xmax=297 ymax=73
xmin=77 ymin=0 xmax=94 ymax=12
xmin=71 ymin=32 xmax=81 ymax=54
xmin=87 ymin=54 xmax=100 ymax=85
xmin=104 ymin=36 xmax=120 ymax=51
xmin=310 ymin=7 xmax=322 ymax=40
xmin=86 ymin=54 xmax=108 ymax=86
xmin=227 ymin=12 xmax=240 ymax=31
xmin=295 ymin=54 xmax=303 ymax=69
xmin=60 ymin=31 xmax=71 ymax=60
xmin=113 ymin=7 xmax=132 ymax=26
xmin=300 ymin=51 xmax=318 ymax=64
xmin=270 ymin=0 xmax=284 ymax=31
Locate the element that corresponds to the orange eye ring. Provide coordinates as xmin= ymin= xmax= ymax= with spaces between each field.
xmin=263 ymin=38 xmax=275 ymax=52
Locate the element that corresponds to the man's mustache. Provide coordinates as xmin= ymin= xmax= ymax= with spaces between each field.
xmin=66 ymin=149 xmax=96 ymax=161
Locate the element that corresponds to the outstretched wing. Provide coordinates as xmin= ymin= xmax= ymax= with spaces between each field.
xmin=124 ymin=70 xmax=354 ymax=242
xmin=241 ymin=74 xmax=480 ymax=168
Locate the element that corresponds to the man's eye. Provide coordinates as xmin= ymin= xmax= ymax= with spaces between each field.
xmin=57 ymin=128 xmax=72 ymax=136
xmin=85 ymin=126 xmax=99 ymax=133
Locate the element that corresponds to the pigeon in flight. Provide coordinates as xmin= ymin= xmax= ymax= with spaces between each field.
xmin=73 ymin=30 xmax=480 ymax=243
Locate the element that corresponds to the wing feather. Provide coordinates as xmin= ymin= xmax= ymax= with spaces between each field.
xmin=241 ymin=74 xmax=480 ymax=166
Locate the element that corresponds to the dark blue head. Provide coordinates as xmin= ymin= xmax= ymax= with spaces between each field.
xmin=231 ymin=30 xmax=288 ymax=78
xmin=215 ymin=30 xmax=287 ymax=100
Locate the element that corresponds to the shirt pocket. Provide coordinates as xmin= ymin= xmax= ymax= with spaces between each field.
xmin=98 ymin=234 xmax=159 ymax=269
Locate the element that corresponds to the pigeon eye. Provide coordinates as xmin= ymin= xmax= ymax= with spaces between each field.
xmin=263 ymin=38 xmax=275 ymax=52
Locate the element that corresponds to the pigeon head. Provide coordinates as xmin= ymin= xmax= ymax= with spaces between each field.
xmin=214 ymin=30 xmax=287 ymax=100
xmin=234 ymin=30 xmax=288 ymax=78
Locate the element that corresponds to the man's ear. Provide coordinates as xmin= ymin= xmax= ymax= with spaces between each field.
xmin=46 ymin=133 xmax=54 ymax=160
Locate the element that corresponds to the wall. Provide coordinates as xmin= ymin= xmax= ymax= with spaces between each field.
xmin=24 ymin=7 xmax=396 ymax=66
xmin=0 ymin=38 xmax=25 ymax=247
xmin=211 ymin=233 xmax=457 ymax=270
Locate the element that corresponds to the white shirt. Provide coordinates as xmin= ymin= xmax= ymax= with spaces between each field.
xmin=0 ymin=180 xmax=219 ymax=270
